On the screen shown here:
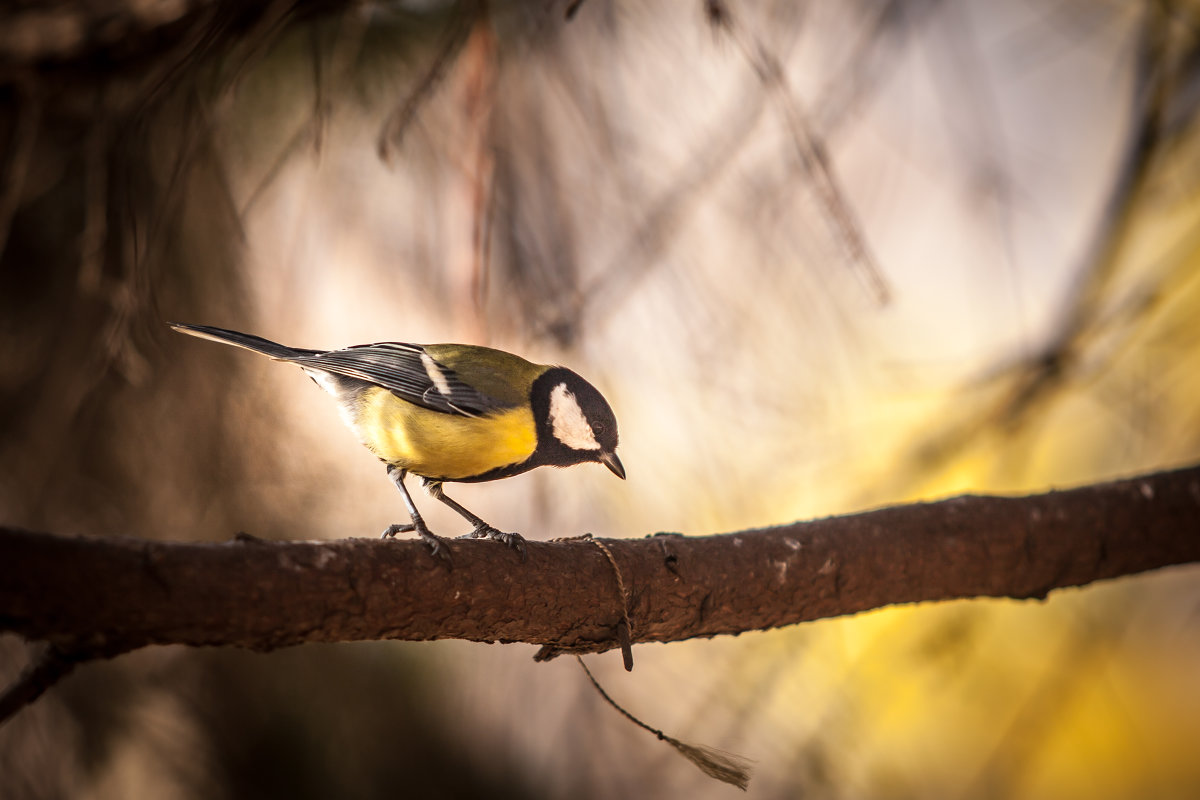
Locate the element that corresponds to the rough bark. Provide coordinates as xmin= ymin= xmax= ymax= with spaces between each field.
xmin=3 ymin=465 xmax=1199 ymax=663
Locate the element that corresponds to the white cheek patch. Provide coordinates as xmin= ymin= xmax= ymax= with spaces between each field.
xmin=420 ymin=352 xmax=452 ymax=396
xmin=549 ymin=383 xmax=601 ymax=451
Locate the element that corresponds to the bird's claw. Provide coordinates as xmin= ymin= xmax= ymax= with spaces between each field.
xmin=418 ymin=529 xmax=455 ymax=567
xmin=458 ymin=525 xmax=527 ymax=561
xmin=382 ymin=521 xmax=452 ymax=568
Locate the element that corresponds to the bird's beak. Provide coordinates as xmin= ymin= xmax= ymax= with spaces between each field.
xmin=599 ymin=450 xmax=626 ymax=480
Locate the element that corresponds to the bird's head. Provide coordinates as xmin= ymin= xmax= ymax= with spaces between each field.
xmin=532 ymin=368 xmax=624 ymax=479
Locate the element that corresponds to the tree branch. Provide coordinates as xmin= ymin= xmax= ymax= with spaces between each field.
xmin=3 ymin=465 xmax=1199 ymax=666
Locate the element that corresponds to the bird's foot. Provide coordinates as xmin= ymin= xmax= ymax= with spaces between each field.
xmin=458 ymin=525 xmax=527 ymax=561
xmin=417 ymin=528 xmax=455 ymax=567
xmin=382 ymin=521 xmax=453 ymax=568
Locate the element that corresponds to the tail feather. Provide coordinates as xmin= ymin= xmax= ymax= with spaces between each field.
xmin=168 ymin=323 xmax=317 ymax=361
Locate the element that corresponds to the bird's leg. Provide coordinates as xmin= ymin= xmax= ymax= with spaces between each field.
xmin=383 ymin=465 xmax=452 ymax=566
xmin=423 ymin=479 xmax=527 ymax=561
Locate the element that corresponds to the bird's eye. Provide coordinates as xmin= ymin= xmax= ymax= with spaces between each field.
xmin=591 ymin=421 xmax=605 ymax=435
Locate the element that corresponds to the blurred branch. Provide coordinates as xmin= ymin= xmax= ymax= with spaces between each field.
xmin=0 ymin=645 xmax=88 ymax=726
xmin=3 ymin=463 xmax=1199 ymax=723
xmin=887 ymin=5 xmax=1199 ymax=485
xmin=377 ymin=1 xmax=476 ymax=162
xmin=711 ymin=0 xmax=890 ymax=304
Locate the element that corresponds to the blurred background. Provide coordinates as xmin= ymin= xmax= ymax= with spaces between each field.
xmin=2 ymin=0 xmax=1200 ymax=797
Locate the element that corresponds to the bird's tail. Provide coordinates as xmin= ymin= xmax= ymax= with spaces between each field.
xmin=168 ymin=323 xmax=317 ymax=361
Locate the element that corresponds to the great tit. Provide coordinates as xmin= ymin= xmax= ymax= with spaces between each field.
xmin=169 ymin=323 xmax=624 ymax=563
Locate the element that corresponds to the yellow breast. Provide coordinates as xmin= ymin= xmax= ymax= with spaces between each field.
xmin=350 ymin=386 xmax=537 ymax=480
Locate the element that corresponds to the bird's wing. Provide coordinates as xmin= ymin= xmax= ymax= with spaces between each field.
xmin=294 ymin=343 xmax=510 ymax=418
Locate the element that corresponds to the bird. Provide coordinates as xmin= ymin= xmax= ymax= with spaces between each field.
xmin=169 ymin=323 xmax=624 ymax=564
